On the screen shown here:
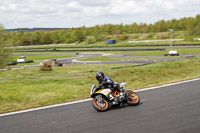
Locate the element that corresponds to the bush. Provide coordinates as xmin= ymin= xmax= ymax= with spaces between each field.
xmin=119 ymin=34 xmax=128 ymax=41
xmin=86 ymin=36 xmax=96 ymax=44
xmin=40 ymin=63 xmax=52 ymax=71
xmin=132 ymin=35 xmax=140 ymax=39
xmin=156 ymin=33 xmax=169 ymax=39
xmin=184 ymin=36 xmax=194 ymax=41
xmin=65 ymin=39 xmax=74 ymax=44
xmin=147 ymin=33 xmax=154 ymax=38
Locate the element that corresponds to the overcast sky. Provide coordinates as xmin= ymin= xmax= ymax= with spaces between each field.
xmin=0 ymin=0 xmax=200 ymax=29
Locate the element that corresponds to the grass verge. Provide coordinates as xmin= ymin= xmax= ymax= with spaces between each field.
xmin=0 ymin=58 xmax=200 ymax=114
xmin=10 ymin=55 xmax=78 ymax=61
xmin=78 ymin=55 xmax=178 ymax=62
xmin=131 ymin=48 xmax=200 ymax=56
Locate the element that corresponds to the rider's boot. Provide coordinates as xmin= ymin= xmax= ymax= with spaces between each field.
xmin=119 ymin=88 xmax=126 ymax=99
xmin=112 ymin=97 xmax=119 ymax=105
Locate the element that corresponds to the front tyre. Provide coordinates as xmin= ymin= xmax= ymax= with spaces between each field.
xmin=126 ymin=90 xmax=140 ymax=106
xmin=92 ymin=95 xmax=111 ymax=112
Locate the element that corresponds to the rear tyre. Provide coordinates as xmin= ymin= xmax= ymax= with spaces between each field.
xmin=92 ymin=95 xmax=111 ymax=112
xmin=126 ymin=90 xmax=140 ymax=106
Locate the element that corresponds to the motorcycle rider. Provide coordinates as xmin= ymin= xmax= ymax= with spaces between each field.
xmin=96 ymin=71 xmax=125 ymax=104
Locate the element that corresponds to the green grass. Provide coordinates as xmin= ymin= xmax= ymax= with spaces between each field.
xmin=13 ymin=62 xmax=40 ymax=67
xmin=79 ymin=56 xmax=121 ymax=62
xmin=10 ymin=37 xmax=200 ymax=50
xmin=131 ymin=49 xmax=200 ymax=56
xmin=0 ymin=58 xmax=200 ymax=114
xmin=77 ymin=48 xmax=200 ymax=62
xmin=78 ymin=56 xmax=178 ymax=62
xmin=13 ymin=52 xmax=78 ymax=54
xmin=13 ymin=50 xmax=164 ymax=56
xmin=6 ymin=54 xmax=78 ymax=67
xmin=10 ymin=55 xmax=77 ymax=61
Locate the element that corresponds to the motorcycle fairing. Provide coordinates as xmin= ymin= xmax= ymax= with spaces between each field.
xmin=95 ymin=89 xmax=112 ymax=96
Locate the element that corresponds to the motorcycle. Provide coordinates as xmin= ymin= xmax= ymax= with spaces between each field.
xmin=90 ymin=82 xmax=140 ymax=112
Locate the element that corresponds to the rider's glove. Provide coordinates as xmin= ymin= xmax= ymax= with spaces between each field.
xmin=99 ymin=85 xmax=103 ymax=89
xmin=100 ymin=81 xmax=107 ymax=86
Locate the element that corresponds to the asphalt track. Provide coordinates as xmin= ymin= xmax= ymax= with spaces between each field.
xmin=0 ymin=79 xmax=200 ymax=133
xmin=8 ymin=52 xmax=187 ymax=70
xmin=5 ymin=45 xmax=199 ymax=70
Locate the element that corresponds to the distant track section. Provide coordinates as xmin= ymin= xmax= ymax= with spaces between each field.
xmin=12 ymin=43 xmax=200 ymax=50
xmin=15 ymin=48 xmax=166 ymax=52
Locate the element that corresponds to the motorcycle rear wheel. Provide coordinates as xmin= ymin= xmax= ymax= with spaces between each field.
xmin=92 ymin=95 xmax=111 ymax=112
xmin=126 ymin=90 xmax=140 ymax=106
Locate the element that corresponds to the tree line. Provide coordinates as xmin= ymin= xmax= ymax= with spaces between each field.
xmin=0 ymin=24 xmax=9 ymax=68
xmin=1 ymin=14 xmax=200 ymax=47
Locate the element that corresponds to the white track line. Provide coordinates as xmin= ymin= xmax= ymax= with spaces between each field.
xmin=134 ymin=78 xmax=200 ymax=92
xmin=72 ymin=59 xmax=102 ymax=63
xmin=0 ymin=78 xmax=200 ymax=117
xmin=0 ymin=99 xmax=92 ymax=117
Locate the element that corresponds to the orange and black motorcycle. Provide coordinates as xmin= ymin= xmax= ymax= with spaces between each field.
xmin=90 ymin=82 xmax=140 ymax=112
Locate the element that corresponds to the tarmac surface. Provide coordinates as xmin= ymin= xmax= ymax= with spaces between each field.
xmin=7 ymin=51 xmax=198 ymax=70
xmin=0 ymin=79 xmax=200 ymax=133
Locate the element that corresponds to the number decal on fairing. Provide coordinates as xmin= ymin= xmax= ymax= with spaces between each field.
xmin=100 ymin=89 xmax=112 ymax=96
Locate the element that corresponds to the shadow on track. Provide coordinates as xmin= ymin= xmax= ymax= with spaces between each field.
xmin=110 ymin=102 xmax=143 ymax=111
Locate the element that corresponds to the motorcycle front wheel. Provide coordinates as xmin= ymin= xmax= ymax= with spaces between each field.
xmin=126 ymin=90 xmax=140 ymax=106
xmin=92 ymin=95 xmax=111 ymax=112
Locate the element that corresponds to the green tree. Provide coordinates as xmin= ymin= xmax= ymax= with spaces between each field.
xmin=52 ymin=31 xmax=60 ymax=44
xmin=32 ymin=31 xmax=42 ymax=45
xmin=71 ymin=28 xmax=85 ymax=42
xmin=0 ymin=24 xmax=9 ymax=68
xmin=2 ymin=14 xmax=200 ymax=47
xmin=193 ymin=14 xmax=200 ymax=36
xmin=43 ymin=32 xmax=53 ymax=44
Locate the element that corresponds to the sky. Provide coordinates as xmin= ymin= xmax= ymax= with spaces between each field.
xmin=0 ymin=0 xmax=200 ymax=29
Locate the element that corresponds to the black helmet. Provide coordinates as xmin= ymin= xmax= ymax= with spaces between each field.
xmin=96 ymin=71 xmax=104 ymax=81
